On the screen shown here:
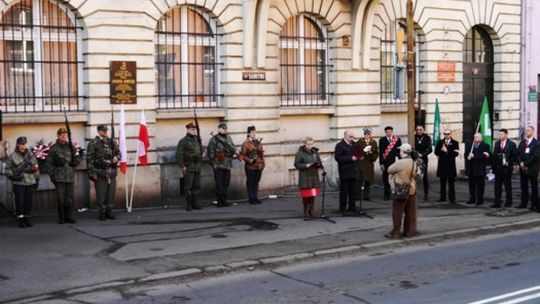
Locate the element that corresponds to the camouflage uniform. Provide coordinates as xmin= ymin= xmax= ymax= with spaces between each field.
xmin=86 ymin=132 xmax=120 ymax=219
xmin=176 ymin=133 xmax=202 ymax=210
xmin=47 ymin=136 xmax=82 ymax=224
xmin=207 ymin=125 xmax=236 ymax=207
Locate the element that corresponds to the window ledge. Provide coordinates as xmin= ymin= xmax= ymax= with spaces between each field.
xmin=3 ymin=112 xmax=88 ymax=124
xmin=280 ymin=106 xmax=335 ymax=116
xmin=156 ymin=108 xmax=226 ymax=119
xmin=381 ymin=104 xmax=407 ymax=113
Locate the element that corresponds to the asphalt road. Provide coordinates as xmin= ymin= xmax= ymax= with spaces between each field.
xmin=65 ymin=227 xmax=540 ymax=304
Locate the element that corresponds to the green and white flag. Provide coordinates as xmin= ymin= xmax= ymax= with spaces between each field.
xmin=477 ymin=96 xmax=492 ymax=149
xmin=433 ymin=98 xmax=441 ymax=146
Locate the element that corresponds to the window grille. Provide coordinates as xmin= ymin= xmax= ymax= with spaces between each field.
xmin=0 ymin=0 xmax=84 ymax=112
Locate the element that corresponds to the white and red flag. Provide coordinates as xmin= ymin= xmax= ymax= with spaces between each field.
xmin=137 ymin=109 xmax=150 ymax=166
xmin=119 ymin=104 xmax=128 ymax=174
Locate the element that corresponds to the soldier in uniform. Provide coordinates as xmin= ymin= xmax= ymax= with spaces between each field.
xmin=356 ymin=128 xmax=379 ymax=201
xmin=207 ymin=122 xmax=237 ymax=207
xmin=176 ymin=122 xmax=202 ymax=211
xmin=239 ymin=126 xmax=265 ymax=205
xmin=86 ymin=124 xmax=120 ymax=220
xmin=47 ymin=128 xmax=82 ymax=224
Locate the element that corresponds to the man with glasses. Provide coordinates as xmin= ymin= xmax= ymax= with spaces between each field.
xmin=517 ymin=126 xmax=540 ymax=212
xmin=335 ymin=130 xmax=360 ymax=213
xmin=379 ymin=126 xmax=402 ymax=201
xmin=414 ymin=125 xmax=432 ymax=201
xmin=434 ymin=129 xmax=459 ymax=203
xmin=464 ymin=133 xmax=491 ymax=205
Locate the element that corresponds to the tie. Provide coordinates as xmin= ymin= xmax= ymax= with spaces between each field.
xmin=501 ymin=141 xmax=505 ymax=151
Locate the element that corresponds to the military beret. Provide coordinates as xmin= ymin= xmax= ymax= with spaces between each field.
xmin=97 ymin=124 xmax=108 ymax=132
xmin=57 ymin=127 xmax=68 ymax=135
xmin=218 ymin=122 xmax=227 ymax=129
xmin=186 ymin=122 xmax=197 ymax=129
xmin=247 ymin=126 xmax=256 ymax=133
xmin=16 ymin=136 xmax=27 ymax=145
xmin=363 ymin=128 xmax=372 ymax=134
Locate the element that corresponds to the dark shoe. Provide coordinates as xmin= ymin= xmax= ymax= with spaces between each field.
xmin=384 ymin=233 xmax=401 ymax=239
xmin=529 ymin=206 xmax=538 ymax=212
xmin=364 ymin=197 xmax=370 ymax=201
xmin=64 ymin=206 xmax=76 ymax=224
xmin=222 ymin=201 xmax=232 ymax=207
xmin=17 ymin=217 xmax=27 ymax=228
xmin=437 ymin=198 xmax=446 ymax=202
xmin=99 ymin=210 xmax=106 ymax=221
xmin=23 ymin=217 xmax=33 ymax=227
xmin=249 ymin=199 xmax=257 ymax=205
xmin=58 ymin=207 xmax=65 ymax=224
xmin=449 ymin=200 xmax=456 ymax=204
xmin=490 ymin=204 xmax=502 ymax=208
xmin=466 ymin=200 xmax=475 ymax=205
xmin=475 ymin=201 xmax=484 ymax=206
xmin=504 ymin=203 xmax=513 ymax=208
xmin=192 ymin=204 xmax=202 ymax=210
xmin=105 ymin=209 xmax=116 ymax=220
xmin=516 ymin=204 xmax=528 ymax=209
xmin=347 ymin=206 xmax=357 ymax=212
xmin=185 ymin=206 xmax=192 ymax=211
xmin=255 ymin=199 xmax=262 ymax=204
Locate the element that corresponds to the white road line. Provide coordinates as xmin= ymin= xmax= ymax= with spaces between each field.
xmin=467 ymin=285 xmax=540 ymax=304
xmin=498 ymin=292 xmax=540 ymax=304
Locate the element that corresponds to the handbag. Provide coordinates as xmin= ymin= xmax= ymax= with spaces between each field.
xmin=392 ymin=159 xmax=415 ymax=201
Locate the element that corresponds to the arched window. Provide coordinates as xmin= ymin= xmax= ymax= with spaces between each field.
xmin=279 ymin=15 xmax=330 ymax=107
xmin=464 ymin=26 xmax=493 ymax=63
xmin=0 ymin=0 xmax=83 ymax=112
xmin=380 ymin=21 xmax=424 ymax=104
xmin=155 ymin=6 xmax=220 ymax=109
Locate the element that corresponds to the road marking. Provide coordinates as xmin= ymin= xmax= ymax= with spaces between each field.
xmin=498 ymin=291 xmax=540 ymax=304
xmin=467 ymin=285 xmax=540 ymax=304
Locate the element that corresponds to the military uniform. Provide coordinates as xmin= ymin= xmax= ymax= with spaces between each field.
xmin=47 ymin=128 xmax=82 ymax=224
xmin=86 ymin=125 xmax=120 ymax=220
xmin=176 ymin=122 xmax=202 ymax=211
xmin=239 ymin=126 xmax=265 ymax=204
xmin=355 ymin=130 xmax=379 ymax=200
xmin=207 ymin=123 xmax=236 ymax=207
xmin=5 ymin=136 xmax=39 ymax=228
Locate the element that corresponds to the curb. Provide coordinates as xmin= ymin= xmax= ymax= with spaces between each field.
xmin=7 ymin=218 xmax=540 ymax=304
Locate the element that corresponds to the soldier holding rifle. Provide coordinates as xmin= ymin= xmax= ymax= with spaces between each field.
xmin=176 ymin=122 xmax=203 ymax=211
xmin=239 ymin=126 xmax=265 ymax=205
xmin=207 ymin=122 xmax=237 ymax=207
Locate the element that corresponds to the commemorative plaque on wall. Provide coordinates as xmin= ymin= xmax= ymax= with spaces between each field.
xmin=110 ymin=61 xmax=137 ymax=104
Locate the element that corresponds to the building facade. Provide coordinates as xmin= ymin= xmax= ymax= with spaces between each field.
xmin=521 ymin=0 xmax=540 ymax=133
xmin=0 ymin=0 xmax=521 ymax=210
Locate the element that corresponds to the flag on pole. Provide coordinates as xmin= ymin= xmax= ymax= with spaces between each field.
xmin=118 ymin=104 xmax=128 ymax=175
xmin=137 ymin=109 xmax=150 ymax=166
xmin=477 ymin=96 xmax=493 ymax=149
xmin=433 ymin=98 xmax=441 ymax=146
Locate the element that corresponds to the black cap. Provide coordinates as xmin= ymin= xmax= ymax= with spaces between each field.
xmin=16 ymin=136 xmax=27 ymax=145
xmin=247 ymin=126 xmax=256 ymax=133
xmin=97 ymin=124 xmax=108 ymax=132
xmin=384 ymin=126 xmax=394 ymax=131
xmin=218 ymin=122 xmax=227 ymax=129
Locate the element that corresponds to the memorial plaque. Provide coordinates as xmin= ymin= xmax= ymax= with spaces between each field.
xmin=110 ymin=61 xmax=137 ymax=104
xmin=437 ymin=61 xmax=456 ymax=83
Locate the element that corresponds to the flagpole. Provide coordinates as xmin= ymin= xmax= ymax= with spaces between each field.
xmin=129 ymin=141 xmax=140 ymax=212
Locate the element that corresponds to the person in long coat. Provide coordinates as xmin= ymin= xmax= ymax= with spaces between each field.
xmin=356 ymin=128 xmax=378 ymax=201
xmin=464 ymin=133 xmax=491 ymax=205
xmin=492 ymin=128 xmax=518 ymax=208
xmin=334 ymin=130 xmax=359 ymax=213
xmin=294 ymin=137 xmax=322 ymax=218
xmin=434 ymin=129 xmax=459 ymax=203
xmin=517 ymin=125 xmax=540 ymax=211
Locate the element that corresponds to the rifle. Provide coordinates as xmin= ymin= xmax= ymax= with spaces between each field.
xmin=63 ymin=107 xmax=76 ymax=167
xmin=193 ymin=108 xmax=203 ymax=155
xmin=8 ymin=151 xmax=33 ymax=182
xmin=110 ymin=105 xmax=117 ymax=168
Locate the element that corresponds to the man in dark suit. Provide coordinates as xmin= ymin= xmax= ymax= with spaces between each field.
xmin=434 ymin=129 xmax=459 ymax=203
xmin=465 ymin=133 xmax=491 ymax=205
xmin=517 ymin=126 xmax=540 ymax=212
xmin=335 ymin=130 xmax=359 ymax=213
xmin=492 ymin=129 xmax=518 ymax=208
xmin=415 ymin=125 xmax=433 ymax=201
xmin=379 ymin=126 xmax=402 ymax=200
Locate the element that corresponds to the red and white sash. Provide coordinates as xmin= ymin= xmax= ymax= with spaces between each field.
xmin=383 ymin=136 xmax=398 ymax=160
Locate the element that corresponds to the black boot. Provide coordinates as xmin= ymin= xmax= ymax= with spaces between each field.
xmin=192 ymin=195 xmax=202 ymax=210
xmin=17 ymin=216 xmax=27 ymax=228
xmin=99 ymin=210 xmax=106 ymax=221
xmin=58 ymin=207 xmax=65 ymax=224
xmin=23 ymin=216 xmax=33 ymax=227
xmin=64 ymin=206 xmax=77 ymax=224
xmin=105 ymin=208 xmax=116 ymax=220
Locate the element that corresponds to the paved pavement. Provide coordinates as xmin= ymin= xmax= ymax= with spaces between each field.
xmin=1 ymin=178 xmax=539 ymax=303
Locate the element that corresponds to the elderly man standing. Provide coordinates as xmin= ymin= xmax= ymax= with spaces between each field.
xmin=465 ymin=133 xmax=491 ymax=206
xmin=334 ymin=130 xmax=359 ymax=213
xmin=434 ymin=129 xmax=459 ymax=204
xmin=356 ymin=128 xmax=379 ymax=201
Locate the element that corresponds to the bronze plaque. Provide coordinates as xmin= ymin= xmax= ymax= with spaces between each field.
xmin=110 ymin=61 xmax=137 ymax=104
xmin=437 ymin=61 xmax=456 ymax=83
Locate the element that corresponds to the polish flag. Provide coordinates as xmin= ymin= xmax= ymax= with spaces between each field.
xmin=137 ymin=109 xmax=150 ymax=166
xmin=119 ymin=105 xmax=128 ymax=175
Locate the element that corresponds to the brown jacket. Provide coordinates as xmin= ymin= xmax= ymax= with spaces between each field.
xmin=239 ymin=138 xmax=265 ymax=170
xmin=356 ymin=138 xmax=379 ymax=181
xmin=388 ymin=157 xmax=417 ymax=195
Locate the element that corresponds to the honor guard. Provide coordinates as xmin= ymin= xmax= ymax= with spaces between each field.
xmin=47 ymin=128 xmax=82 ymax=224
xmin=207 ymin=122 xmax=237 ymax=207
xmin=86 ymin=124 xmax=120 ymax=220
xmin=176 ymin=122 xmax=202 ymax=211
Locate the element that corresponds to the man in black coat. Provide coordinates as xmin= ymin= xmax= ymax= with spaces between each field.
xmin=415 ymin=125 xmax=433 ymax=201
xmin=379 ymin=126 xmax=402 ymax=200
xmin=434 ymin=129 xmax=460 ymax=203
xmin=334 ymin=130 xmax=359 ymax=213
xmin=492 ymin=129 xmax=518 ymax=208
xmin=517 ymin=126 xmax=540 ymax=212
xmin=464 ymin=133 xmax=491 ymax=205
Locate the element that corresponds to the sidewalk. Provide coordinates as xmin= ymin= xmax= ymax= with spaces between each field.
xmin=1 ymin=178 xmax=539 ymax=303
